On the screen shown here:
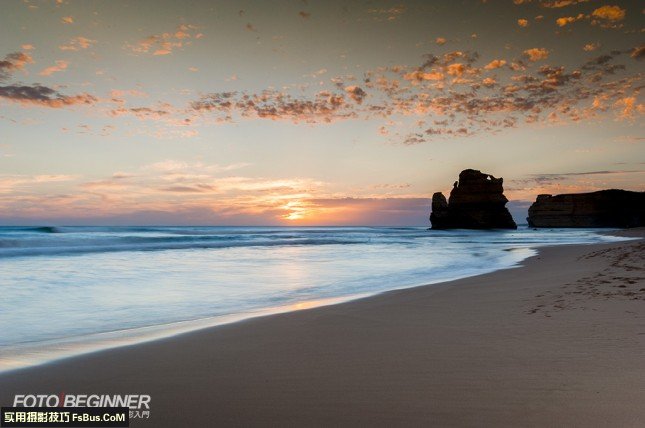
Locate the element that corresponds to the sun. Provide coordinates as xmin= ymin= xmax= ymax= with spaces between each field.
xmin=282 ymin=201 xmax=307 ymax=221
xmin=284 ymin=211 xmax=305 ymax=221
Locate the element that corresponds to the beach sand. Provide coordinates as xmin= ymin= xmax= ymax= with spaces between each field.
xmin=1 ymin=230 xmax=643 ymax=427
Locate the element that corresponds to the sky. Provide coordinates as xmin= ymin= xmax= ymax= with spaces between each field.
xmin=0 ymin=0 xmax=643 ymax=226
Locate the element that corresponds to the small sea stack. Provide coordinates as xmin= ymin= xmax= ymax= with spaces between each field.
xmin=430 ymin=169 xmax=517 ymax=230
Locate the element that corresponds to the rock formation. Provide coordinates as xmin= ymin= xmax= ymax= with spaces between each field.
xmin=527 ymin=190 xmax=645 ymax=228
xmin=430 ymin=169 xmax=517 ymax=229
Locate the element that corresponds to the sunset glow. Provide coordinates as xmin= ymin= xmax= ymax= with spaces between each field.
xmin=0 ymin=0 xmax=643 ymax=225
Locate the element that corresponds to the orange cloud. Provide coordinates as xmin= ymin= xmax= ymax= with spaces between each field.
xmin=125 ymin=24 xmax=200 ymax=56
xmin=484 ymin=59 xmax=507 ymax=70
xmin=404 ymin=70 xmax=444 ymax=81
xmin=614 ymin=96 xmax=644 ymax=120
xmin=517 ymin=19 xmax=529 ymax=27
xmin=367 ymin=5 xmax=406 ymax=22
xmin=591 ymin=5 xmax=625 ymax=21
xmin=512 ymin=0 xmax=591 ymax=6
xmin=632 ymin=45 xmax=645 ymax=60
xmin=583 ymin=43 xmax=600 ymax=51
xmin=541 ymin=0 xmax=589 ymax=7
xmin=482 ymin=77 xmax=496 ymax=86
xmin=0 ymin=52 xmax=34 ymax=80
xmin=446 ymin=63 xmax=465 ymax=76
xmin=555 ymin=14 xmax=584 ymax=26
xmin=61 ymin=16 xmax=73 ymax=24
xmin=344 ymin=86 xmax=367 ymax=104
xmin=39 ymin=60 xmax=68 ymax=76
xmin=109 ymin=89 xmax=147 ymax=99
xmin=523 ymin=47 xmax=549 ymax=61
xmin=109 ymin=106 xmax=170 ymax=121
xmin=59 ymin=36 xmax=96 ymax=51
xmin=184 ymin=47 xmax=640 ymax=143
xmin=0 ymin=174 xmax=78 ymax=193
xmin=192 ymin=90 xmax=356 ymax=124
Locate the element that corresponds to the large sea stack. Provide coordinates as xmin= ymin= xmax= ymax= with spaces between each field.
xmin=527 ymin=190 xmax=645 ymax=228
xmin=430 ymin=169 xmax=517 ymax=229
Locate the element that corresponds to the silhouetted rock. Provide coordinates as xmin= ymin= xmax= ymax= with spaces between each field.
xmin=430 ymin=169 xmax=517 ymax=229
xmin=527 ymin=190 xmax=645 ymax=228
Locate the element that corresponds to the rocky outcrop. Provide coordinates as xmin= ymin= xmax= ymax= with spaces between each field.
xmin=527 ymin=190 xmax=645 ymax=228
xmin=430 ymin=169 xmax=517 ymax=229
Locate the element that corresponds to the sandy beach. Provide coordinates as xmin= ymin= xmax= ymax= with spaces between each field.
xmin=1 ymin=229 xmax=643 ymax=427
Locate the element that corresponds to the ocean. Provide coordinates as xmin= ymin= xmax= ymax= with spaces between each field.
xmin=0 ymin=226 xmax=627 ymax=371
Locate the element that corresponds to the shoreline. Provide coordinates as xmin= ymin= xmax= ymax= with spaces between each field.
xmin=0 ymin=230 xmax=544 ymax=374
xmin=0 ymin=229 xmax=643 ymax=426
xmin=0 ymin=228 xmax=617 ymax=374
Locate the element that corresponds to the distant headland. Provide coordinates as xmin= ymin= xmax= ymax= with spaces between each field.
xmin=527 ymin=190 xmax=645 ymax=228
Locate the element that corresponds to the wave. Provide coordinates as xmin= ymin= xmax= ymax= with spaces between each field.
xmin=0 ymin=237 xmax=367 ymax=258
xmin=1 ymin=226 xmax=64 ymax=234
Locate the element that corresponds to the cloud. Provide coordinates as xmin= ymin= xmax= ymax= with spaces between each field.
xmin=48 ymin=162 xmax=336 ymax=223
xmin=506 ymin=168 xmax=644 ymax=201
xmin=125 ymin=24 xmax=200 ymax=56
xmin=631 ymin=45 xmax=645 ymax=60
xmin=517 ymin=19 xmax=529 ymax=27
xmin=186 ymin=43 xmax=642 ymax=143
xmin=109 ymin=89 xmax=147 ymax=99
xmin=192 ymin=90 xmax=356 ymax=124
xmin=298 ymin=11 xmax=310 ymax=19
xmin=583 ymin=43 xmax=600 ymax=51
xmin=514 ymin=1 xmax=628 ymax=30
xmin=21 ymin=44 xmax=35 ymax=51
xmin=0 ymin=84 xmax=96 ymax=108
xmin=530 ymin=170 xmax=643 ymax=180
xmin=555 ymin=14 xmax=584 ymax=27
xmin=39 ymin=60 xmax=68 ymax=76
xmin=591 ymin=5 xmax=625 ymax=22
xmin=547 ymin=5 xmax=628 ymax=29
xmin=435 ymin=37 xmax=447 ymax=45
xmin=59 ymin=36 xmax=96 ymax=51
xmin=0 ymin=174 xmax=78 ymax=193
xmin=523 ymin=47 xmax=549 ymax=61
xmin=614 ymin=96 xmax=643 ymax=120
xmin=109 ymin=106 xmax=170 ymax=120
xmin=484 ymin=59 xmax=507 ymax=70
xmin=540 ymin=0 xmax=589 ymax=7
xmin=307 ymin=68 xmax=327 ymax=78
xmin=61 ymin=16 xmax=73 ymax=24
xmin=0 ymin=50 xmax=96 ymax=109
xmin=344 ymin=86 xmax=367 ymax=104
xmin=403 ymin=70 xmax=444 ymax=81
xmin=1 ymin=158 xmax=432 ymax=225
xmin=0 ymin=52 xmax=33 ymax=80
xmin=512 ymin=0 xmax=590 ymax=6
xmin=367 ymin=5 xmax=406 ymax=22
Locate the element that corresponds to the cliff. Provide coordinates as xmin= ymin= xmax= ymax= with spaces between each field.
xmin=430 ymin=169 xmax=517 ymax=229
xmin=527 ymin=189 xmax=645 ymax=228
